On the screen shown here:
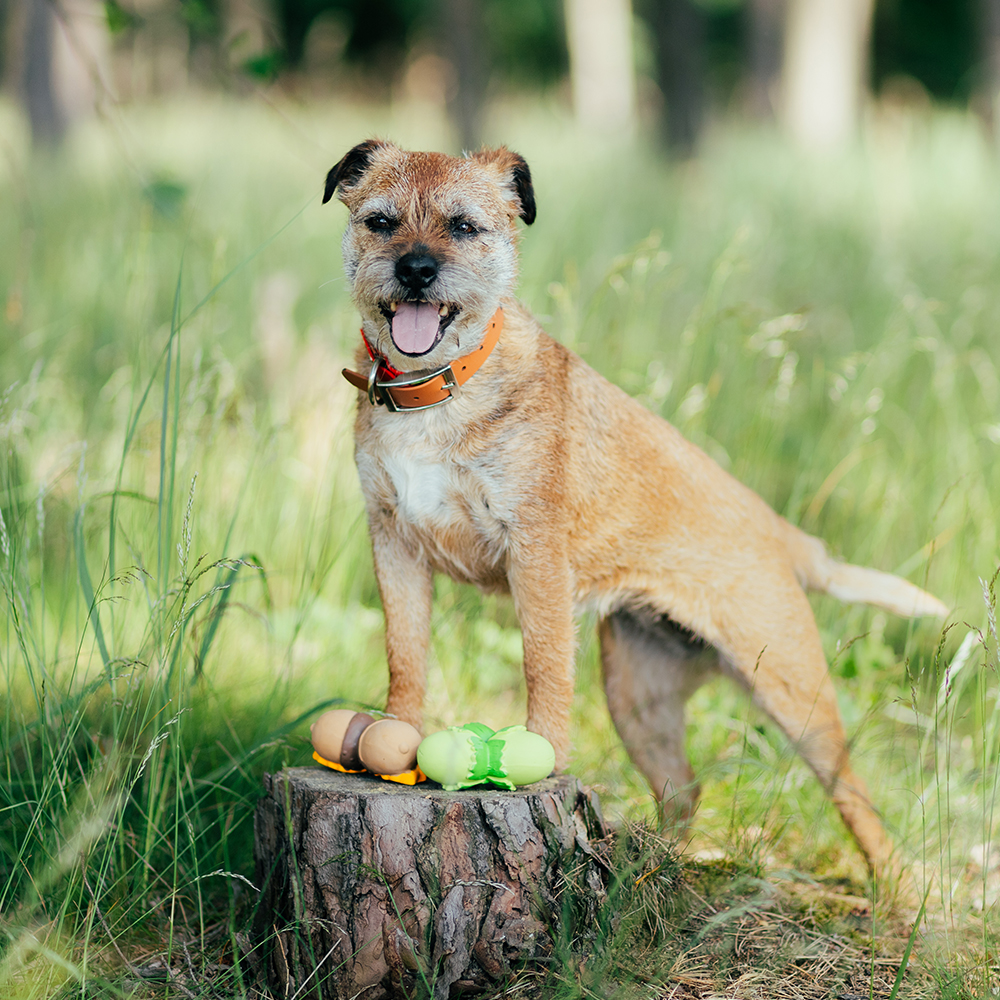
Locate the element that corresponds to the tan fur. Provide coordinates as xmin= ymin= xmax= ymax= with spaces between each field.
xmin=325 ymin=140 xmax=948 ymax=873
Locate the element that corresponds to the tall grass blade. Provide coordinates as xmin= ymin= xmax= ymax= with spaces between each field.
xmin=888 ymin=881 xmax=931 ymax=1000
xmin=74 ymin=506 xmax=111 ymax=674
xmin=194 ymin=554 xmax=267 ymax=677
xmin=157 ymin=266 xmax=183 ymax=589
xmin=108 ymin=338 xmax=173 ymax=586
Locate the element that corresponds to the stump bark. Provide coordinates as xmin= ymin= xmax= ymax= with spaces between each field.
xmin=253 ymin=767 xmax=609 ymax=999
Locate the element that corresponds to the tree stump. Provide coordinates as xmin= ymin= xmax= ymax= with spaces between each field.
xmin=253 ymin=766 xmax=609 ymax=999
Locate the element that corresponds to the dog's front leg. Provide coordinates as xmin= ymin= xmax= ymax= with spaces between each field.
xmin=371 ymin=523 xmax=433 ymax=731
xmin=508 ymin=533 xmax=576 ymax=770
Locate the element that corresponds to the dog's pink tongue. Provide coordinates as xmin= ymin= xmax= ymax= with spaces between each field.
xmin=391 ymin=302 xmax=440 ymax=355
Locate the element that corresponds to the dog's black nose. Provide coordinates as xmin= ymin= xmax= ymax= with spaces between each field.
xmin=395 ymin=252 xmax=439 ymax=292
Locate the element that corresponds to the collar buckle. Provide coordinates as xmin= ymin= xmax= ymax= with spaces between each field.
xmin=376 ymin=363 xmax=460 ymax=412
xmin=366 ymin=358 xmax=384 ymax=407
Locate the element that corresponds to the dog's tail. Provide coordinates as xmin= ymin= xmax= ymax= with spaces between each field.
xmin=780 ymin=520 xmax=949 ymax=619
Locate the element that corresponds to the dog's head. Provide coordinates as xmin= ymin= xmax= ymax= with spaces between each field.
xmin=324 ymin=140 xmax=535 ymax=369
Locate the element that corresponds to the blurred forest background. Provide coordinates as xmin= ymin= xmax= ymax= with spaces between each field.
xmin=4 ymin=0 xmax=1000 ymax=156
xmin=3 ymin=1 xmax=1000 ymax=996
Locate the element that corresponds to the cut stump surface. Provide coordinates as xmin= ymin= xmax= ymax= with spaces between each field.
xmin=253 ymin=767 xmax=609 ymax=999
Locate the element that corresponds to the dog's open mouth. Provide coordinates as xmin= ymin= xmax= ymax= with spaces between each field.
xmin=379 ymin=300 xmax=459 ymax=357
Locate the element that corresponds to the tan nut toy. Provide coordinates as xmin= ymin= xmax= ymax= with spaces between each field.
xmin=310 ymin=709 xmax=424 ymax=784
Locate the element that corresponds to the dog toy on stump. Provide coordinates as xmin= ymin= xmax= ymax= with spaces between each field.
xmin=417 ymin=723 xmax=556 ymax=790
xmin=310 ymin=710 xmax=424 ymax=785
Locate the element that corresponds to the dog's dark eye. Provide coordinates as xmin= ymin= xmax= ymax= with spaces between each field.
xmin=365 ymin=214 xmax=398 ymax=233
xmin=449 ymin=218 xmax=480 ymax=237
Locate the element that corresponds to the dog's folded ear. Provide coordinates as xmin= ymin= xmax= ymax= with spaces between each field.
xmin=469 ymin=147 xmax=536 ymax=226
xmin=324 ymin=139 xmax=391 ymax=204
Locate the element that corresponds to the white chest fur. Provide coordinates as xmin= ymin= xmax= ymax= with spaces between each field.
xmin=355 ymin=415 xmax=519 ymax=588
xmin=381 ymin=451 xmax=452 ymax=525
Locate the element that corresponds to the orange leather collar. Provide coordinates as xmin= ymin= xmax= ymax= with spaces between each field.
xmin=342 ymin=308 xmax=503 ymax=412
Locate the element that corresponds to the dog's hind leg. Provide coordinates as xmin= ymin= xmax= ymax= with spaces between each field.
xmin=711 ymin=570 xmax=897 ymax=872
xmin=599 ymin=609 xmax=719 ymax=826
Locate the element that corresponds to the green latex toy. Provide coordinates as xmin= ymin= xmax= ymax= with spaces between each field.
xmin=416 ymin=723 xmax=555 ymax=791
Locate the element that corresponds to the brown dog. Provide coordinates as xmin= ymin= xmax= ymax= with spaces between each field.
xmin=323 ymin=139 xmax=947 ymax=872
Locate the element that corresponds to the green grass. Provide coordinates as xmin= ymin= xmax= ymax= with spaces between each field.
xmin=1 ymin=92 xmax=999 ymax=996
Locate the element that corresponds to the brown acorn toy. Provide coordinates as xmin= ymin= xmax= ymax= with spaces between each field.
xmin=310 ymin=709 xmax=424 ymax=785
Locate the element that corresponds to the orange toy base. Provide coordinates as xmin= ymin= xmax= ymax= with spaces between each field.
xmin=312 ymin=751 xmax=426 ymax=785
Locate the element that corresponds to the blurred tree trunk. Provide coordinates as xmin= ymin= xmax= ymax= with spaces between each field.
xmin=439 ymin=0 xmax=487 ymax=151
xmin=981 ymin=0 xmax=1000 ymax=136
xmin=0 ymin=0 xmax=9 ymax=85
xmin=12 ymin=0 xmax=109 ymax=148
xmin=23 ymin=0 xmax=67 ymax=146
xmin=564 ymin=0 xmax=635 ymax=135
xmin=647 ymin=0 xmax=705 ymax=156
xmin=744 ymin=0 xmax=784 ymax=119
xmin=220 ymin=0 xmax=276 ymax=71
xmin=782 ymin=0 xmax=874 ymax=149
